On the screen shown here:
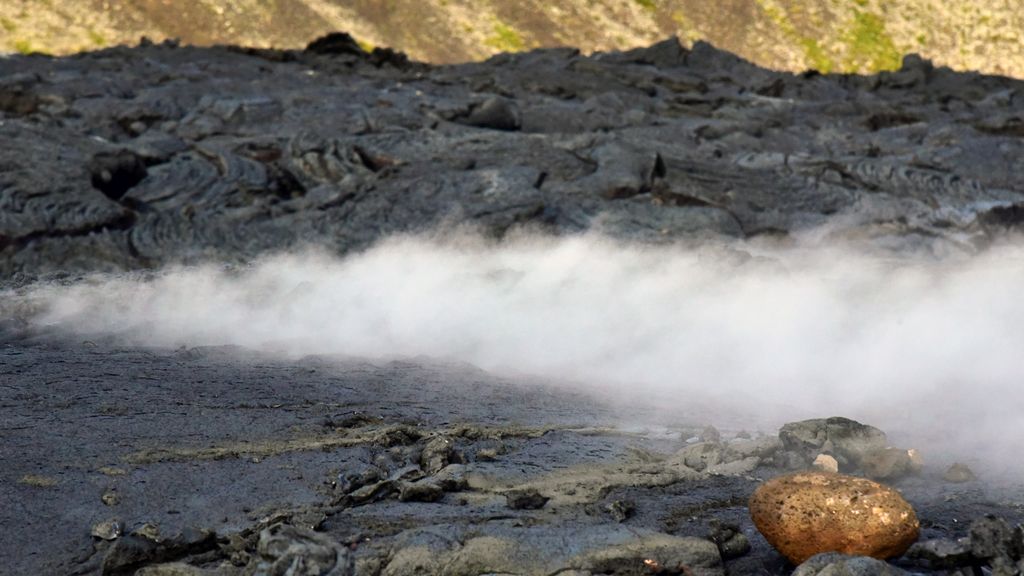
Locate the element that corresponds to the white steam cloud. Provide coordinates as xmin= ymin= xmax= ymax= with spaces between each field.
xmin=19 ymin=233 xmax=1024 ymax=476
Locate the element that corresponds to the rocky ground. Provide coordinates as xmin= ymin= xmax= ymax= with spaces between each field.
xmin=5 ymin=36 xmax=1024 ymax=575
xmin=3 ymin=333 xmax=1024 ymax=576
xmin=5 ymin=35 xmax=1024 ymax=280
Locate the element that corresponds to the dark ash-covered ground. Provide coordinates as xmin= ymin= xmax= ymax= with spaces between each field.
xmin=3 ymin=334 xmax=1024 ymax=576
xmin=5 ymin=34 xmax=1024 ymax=576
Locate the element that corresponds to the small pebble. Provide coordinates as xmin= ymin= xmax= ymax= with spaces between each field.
xmin=91 ymin=519 xmax=122 ymax=541
xmin=606 ymin=499 xmax=635 ymax=522
xmin=101 ymin=489 xmax=120 ymax=506
xmin=132 ymin=522 xmax=161 ymax=542
xmin=812 ymin=454 xmax=839 ymax=473
xmin=476 ymin=448 xmax=499 ymax=461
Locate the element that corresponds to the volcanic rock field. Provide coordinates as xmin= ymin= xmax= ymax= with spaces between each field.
xmin=4 ymin=34 xmax=1024 ymax=576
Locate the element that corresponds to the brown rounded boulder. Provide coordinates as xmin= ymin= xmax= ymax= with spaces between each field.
xmin=749 ymin=471 xmax=919 ymax=564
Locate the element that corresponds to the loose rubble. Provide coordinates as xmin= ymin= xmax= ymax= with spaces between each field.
xmin=812 ymin=454 xmax=839 ymax=473
xmin=777 ymin=417 xmax=922 ymax=481
xmin=904 ymin=515 xmax=1024 ymax=573
xmin=707 ymin=520 xmax=751 ymax=560
xmin=251 ymin=524 xmax=350 ymax=576
xmin=4 ymin=342 xmax=1021 ymax=576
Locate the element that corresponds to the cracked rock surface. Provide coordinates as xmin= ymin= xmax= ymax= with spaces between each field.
xmin=6 ymin=38 xmax=1024 ymax=281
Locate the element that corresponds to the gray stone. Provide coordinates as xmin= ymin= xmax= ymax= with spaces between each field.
xmin=398 ymin=480 xmax=444 ymax=502
xmin=970 ymin=515 xmax=1014 ymax=560
xmin=679 ymin=442 xmax=727 ymax=472
xmin=254 ymin=523 xmax=351 ymax=576
xmin=431 ymin=463 xmax=469 ymax=492
xmin=459 ymin=97 xmax=521 ymax=131
xmin=718 ymin=531 xmax=750 ymax=560
xmin=419 ymin=435 xmax=456 ymax=475
xmin=792 ymin=552 xmax=909 ymax=575
xmin=584 ymin=141 xmax=666 ymax=200
xmin=338 ymin=462 xmax=385 ymax=494
xmin=101 ymin=489 xmax=121 ymax=506
xmin=100 ymin=524 xmax=217 ymax=574
xmin=91 ymin=518 xmax=123 ymax=541
xmin=576 ymin=533 xmax=724 ymax=576
xmin=346 ymin=480 xmax=396 ymax=504
xmin=944 ymin=462 xmax=977 ymax=483
xmin=606 ymin=499 xmax=635 ymax=522
xmin=708 ymin=520 xmax=750 ymax=560
xmin=774 ymin=449 xmax=810 ymax=471
xmin=135 ymin=564 xmax=208 ymax=576
xmin=729 ymin=436 xmax=781 ymax=459
xmin=860 ymin=447 xmax=918 ymax=480
xmin=812 ymin=454 xmax=839 ymax=473
xmin=103 ymin=535 xmax=159 ymax=573
xmin=778 ymin=417 xmax=888 ymax=471
xmin=131 ymin=522 xmax=161 ymax=542
xmin=907 ymin=538 xmax=973 ymax=569
xmin=707 ymin=456 xmax=760 ymax=476
xmin=506 ymin=489 xmax=549 ymax=510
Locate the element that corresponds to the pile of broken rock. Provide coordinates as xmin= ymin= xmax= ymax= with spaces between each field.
xmin=80 ymin=415 xmax=1020 ymax=576
xmin=733 ymin=416 xmax=1020 ymax=575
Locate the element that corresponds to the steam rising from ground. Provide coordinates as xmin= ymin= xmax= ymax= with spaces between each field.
xmin=21 ymin=234 xmax=1024 ymax=473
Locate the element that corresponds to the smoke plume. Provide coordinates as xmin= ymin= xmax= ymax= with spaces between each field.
xmin=18 ymin=233 xmax=1024 ymax=475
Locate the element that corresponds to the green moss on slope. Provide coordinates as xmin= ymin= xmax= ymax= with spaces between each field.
xmin=13 ymin=39 xmax=34 ymax=54
xmin=844 ymin=10 xmax=901 ymax=71
xmin=757 ymin=0 xmax=837 ymax=73
xmin=485 ymin=21 xmax=525 ymax=52
xmin=800 ymin=37 xmax=836 ymax=73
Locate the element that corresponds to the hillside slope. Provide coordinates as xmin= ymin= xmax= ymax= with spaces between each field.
xmin=2 ymin=0 xmax=1023 ymax=77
